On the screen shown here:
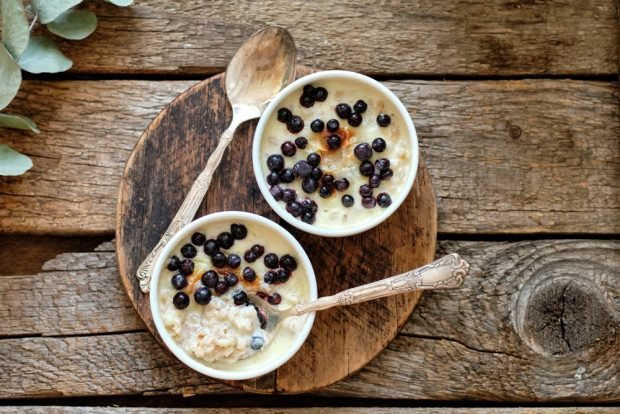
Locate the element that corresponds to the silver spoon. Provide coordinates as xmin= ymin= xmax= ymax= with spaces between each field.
xmin=250 ymin=253 xmax=470 ymax=332
xmin=136 ymin=26 xmax=297 ymax=293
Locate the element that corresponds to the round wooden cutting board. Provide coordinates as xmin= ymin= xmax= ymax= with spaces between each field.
xmin=116 ymin=66 xmax=437 ymax=393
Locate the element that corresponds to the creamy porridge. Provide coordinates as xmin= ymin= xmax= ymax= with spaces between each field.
xmin=258 ymin=77 xmax=412 ymax=228
xmin=158 ymin=220 xmax=310 ymax=368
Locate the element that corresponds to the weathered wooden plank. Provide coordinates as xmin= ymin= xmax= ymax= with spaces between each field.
xmin=1 ymin=408 xmax=618 ymax=414
xmin=0 ymin=240 xmax=617 ymax=401
xmin=1 ymin=79 xmax=618 ymax=235
xmin=59 ymin=0 xmax=618 ymax=76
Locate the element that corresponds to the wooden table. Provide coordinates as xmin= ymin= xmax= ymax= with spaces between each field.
xmin=0 ymin=1 xmax=618 ymax=412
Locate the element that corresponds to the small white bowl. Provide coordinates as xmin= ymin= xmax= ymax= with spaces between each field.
xmin=150 ymin=211 xmax=317 ymax=380
xmin=252 ymin=70 xmax=419 ymax=237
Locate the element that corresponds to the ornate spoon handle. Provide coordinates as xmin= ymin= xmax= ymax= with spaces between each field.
xmin=289 ymin=254 xmax=469 ymax=316
xmin=136 ymin=120 xmax=241 ymax=293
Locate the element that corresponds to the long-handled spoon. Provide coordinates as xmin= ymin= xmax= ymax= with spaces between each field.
xmin=137 ymin=26 xmax=297 ymax=292
xmin=250 ymin=253 xmax=470 ymax=331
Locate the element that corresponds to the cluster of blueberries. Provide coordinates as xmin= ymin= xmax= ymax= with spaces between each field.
xmin=266 ymin=84 xmax=395 ymax=222
xmin=166 ymin=223 xmax=297 ymax=317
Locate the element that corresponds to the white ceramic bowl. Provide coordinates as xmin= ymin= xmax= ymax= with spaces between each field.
xmin=150 ymin=211 xmax=317 ymax=380
xmin=252 ymin=70 xmax=419 ymax=237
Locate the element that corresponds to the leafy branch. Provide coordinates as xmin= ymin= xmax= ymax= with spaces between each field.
xmin=0 ymin=0 xmax=133 ymax=176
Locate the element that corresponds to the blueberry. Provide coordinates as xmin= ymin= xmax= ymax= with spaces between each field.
xmin=243 ymin=266 xmax=257 ymax=282
xmin=282 ymin=188 xmax=297 ymax=203
xmin=359 ymin=161 xmax=375 ymax=176
xmin=279 ymin=168 xmax=295 ymax=183
xmin=252 ymin=244 xmax=265 ymax=257
xmin=215 ymin=280 xmax=228 ymax=294
xmin=194 ymin=287 xmax=212 ymax=305
xmin=300 ymin=94 xmax=314 ymax=108
xmin=268 ymin=293 xmax=282 ymax=305
xmin=341 ymin=194 xmax=354 ymax=207
xmin=307 ymin=152 xmax=321 ymax=167
xmin=180 ymin=259 xmax=194 ymax=276
xmin=326 ymin=119 xmax=339 ymax=132
xmin=319 ymin=185 xmax=333 ymax=198
xmin=295 ymin=136 xmax=308 ymax=149
xmin=266 ymin=172 xmax=280 ymax=186
xmin=264 ymin=253 xmax=279 ymax=269
xmin=277 ymin=108 xmax=292 ymax=123
xmin=369 ymin=174 xmax=381 ymax=188
xmin=233 ymin=290 xmax=248 ymax=306
xmin=204 ymin=239 xmax=219 ymax=256
xmin=225 ymin=272 xmax=238 ymax=287
xmin=202 ymin=270 xmax=219 ymax=288
xmin=302 ymin=177 xmax=318 ymax=193
xmin=293 ymin=160 xmax=312 ymax=178
xmin=255 ymin=307 xmax=267 ymax=329
xmin=377 ymin=192 xmax=392 ymax=208
xmin=302 ymin=211 xmax=316 ymax=224
xmin=287 ymin=115 xmax=304 ymax=133
xmin=267 ymin=154 xmax=285 ymax=172
xmin=322 ymin=174 xmax=334 ymax=186
xmin=354 ymin=143 xmax=373 ymax=161
xmin=303 ymin=84 xmax=316 ymax=97
xmin=227 ymin=254 xmax=241 ymax=268
xmin=348 ymin=112 xmax=363 ymax=127
xmin=362 ymin=196 xmax=377 ymax=208
xmin=167 ymin=256 xmax=181 ymax=271
xmin=230 ymin=223 xmax=247 ymax=240
xmin=191 ymin=232 xmax=206 ymax=246
xmin=217 ymin=232 xmax=234 ymax=249
xmin=211 ymin=252 xmax=226 ymax=268
xmin=263 ymin=270 xmax=276 ymax=284
xmin=286 ymin=201 xmax=303 ymax=217
xmin=359 ymin=184 xmax=373 ymax=197
xmin=281 ymin=141 xmax=297 ymax=157
xmin=244 ymin=250 xmax=256 ymax=263
xmin=173 ymin=292 xmax=190 ymax=309
xmin=380 ymin=169 xmax=394 ymax=181
xmin=280 ymin=254 xmax=298 ymax=272
xmin=336 ymin=103 xmax=352 ymax=119
xmin=300 ymin=198 xmax=313 ymax=211
xmin=372 ymin=137 xmax=386 ymax=152
xmin=310 ymin=167 xmax=323 ymax=180
xmin=314 ymin=87 xmax=328 ymax=102
xmin=334 ymin=178 xmax=350 ymax=191
xmin=171 ymin=273 xmax=187 ymax=290
xmin=275 ymin=268 xmax=290 ymax=283
xmin=269 ymin=185 xmax=283 ymax=201
xmin=354 ymin=99 xmax=368 ymax=113
xmin=310 ymin=119 xmax=324 ymax=133
xmin=327 ymin=134 xmax=342 ymax=149
xmin=181 ymin=244 xmax=197 ymax=258
xmin=375 ymin=158 xmax=390 ymax=172
xmin=251 ymin=336 xmax=265 ymax=350
xmin=377 ymin=113 xmax=391 ymax=127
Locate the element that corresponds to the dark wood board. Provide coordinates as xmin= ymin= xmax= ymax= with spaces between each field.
xmin=115 ymin=67 xmax=437 ymax=393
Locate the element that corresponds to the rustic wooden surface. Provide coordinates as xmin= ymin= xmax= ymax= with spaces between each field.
xmin=1 ymin=409 xmax=618 ymax=414
xmin=0 ymin=0 xmax=618 ymax=410
xmin=2 ymin=79 xmax=618 ymax=235
xmin=116 ymin=68 xmax=436 ymax=393
xmin=1 ymin=240 xmax=617 ymax=401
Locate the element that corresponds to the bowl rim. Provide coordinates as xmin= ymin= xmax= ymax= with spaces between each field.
xmin=252 ymin=70 xmax=419 ymax=237
xmin=149 ymin=211 xmax=318 ymax=381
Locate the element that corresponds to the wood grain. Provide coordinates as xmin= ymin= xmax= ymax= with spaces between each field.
xmin=0 ymin=239 xmax=617 ymax=401
xmin=114 ymin=68 xmax=436 ymax=393
xmin=53 ymin=0 xmax=619 ymax=76
xmin=1 ymin=79 xmax=618 ymax=235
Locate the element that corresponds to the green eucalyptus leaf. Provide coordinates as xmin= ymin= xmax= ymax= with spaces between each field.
xmin=47 ymin=9 xmax=97 ymax=40
xmin=31 ymin=0 xmax=82 ymax=24
xmin=0 ymin=144 xmax=32 ymax=176
xmin=0 ymin=113 xmax=39 ymax=132
xmin=0 ymin=43 xmax=21 ymax=110
xmin=18 ymin=36 xmax=72 ymax=73
xmin=106 ymin=0 xmax=134 ymax=6
xmin=1 ymin=0 xmax=30 ymax=59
